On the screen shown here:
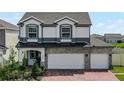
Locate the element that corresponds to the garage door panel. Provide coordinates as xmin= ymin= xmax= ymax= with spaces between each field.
xmin=48 ymin=54 xmax=84 ymax=69
xmin=91 ymin=54 xmax=109 ymax=69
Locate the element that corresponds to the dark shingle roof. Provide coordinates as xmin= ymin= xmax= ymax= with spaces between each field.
xmin=0 ymin=19 xmax=19 ymax=30
xmin=19 ymin=12 xmax=91 ymax=25
xmin=91 ymin=34 xmax=104 ymax=37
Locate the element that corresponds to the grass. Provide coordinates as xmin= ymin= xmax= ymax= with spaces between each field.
xmin=111 ymin=66 xmax=124 ymax=73
xmin=115 ymin=74 xmax=124 ymax=81
xmin=112 ymin=43 xmax=124 ymax=47
xmin=111 ymin=66 xmax=124 ymax=81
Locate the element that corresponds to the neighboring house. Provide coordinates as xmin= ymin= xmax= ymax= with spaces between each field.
xmin=17 ymin=12 xmax=113 ymax=70
xmin=104 ymin=34 xmax=122 ymax=43
xmin=0 ymin=19 xmax=19 ymax=63
xmin=91 ymin=34 xmax=104 ymax=41
xmin=121 ymin=35 xmax=124 ymax=42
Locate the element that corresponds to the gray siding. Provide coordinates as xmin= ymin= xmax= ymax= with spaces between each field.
xmin=0 ymin=29 xmax=5 ymax=46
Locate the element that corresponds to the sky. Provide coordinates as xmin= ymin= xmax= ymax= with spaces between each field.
xmin=0 ymin=12 xmax=124 ymax=35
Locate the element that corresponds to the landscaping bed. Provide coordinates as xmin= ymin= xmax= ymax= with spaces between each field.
xmin=0 ymin=48 xmax=46 ymax=81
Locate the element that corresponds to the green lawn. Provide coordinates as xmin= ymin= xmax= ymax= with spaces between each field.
xmin=112 ymin=43 xmax=124 ymax=47
xmin=115 ymin=74 xmax=124 ymax=81
xmin=111 ymin=66 xmax=124 ymax=73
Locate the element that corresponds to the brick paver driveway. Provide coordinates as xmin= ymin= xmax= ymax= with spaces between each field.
xmin=42 ymin=70 xmax=118 ymax=81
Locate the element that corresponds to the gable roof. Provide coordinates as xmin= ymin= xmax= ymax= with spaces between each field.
xmin=104 ymin=34 xmax=122 ymax=38
xmin=0 ymin=19 xmax=19 ymax=30
xmin=91 ymin=37 xmax=113 ymax=47
xmin=91 ymin=34 xmax=104 ymax=37
xmin=19 ymin=12 xmax=92 ymax=25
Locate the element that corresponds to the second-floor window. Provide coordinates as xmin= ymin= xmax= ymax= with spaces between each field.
xmin=60 ymin=24 xmax=72 ymax=39
xmin=26 ymin=24 xmax=38 ymax=38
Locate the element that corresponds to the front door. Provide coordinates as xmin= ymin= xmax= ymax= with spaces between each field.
xmin=28 ymin=50 xmax=41 ymax=66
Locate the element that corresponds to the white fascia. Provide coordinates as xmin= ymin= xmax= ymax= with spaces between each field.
xmin=19 ymin=16 xmax=44 ymax=24
xmin=54 ymin=16 xmax=78 ymax=23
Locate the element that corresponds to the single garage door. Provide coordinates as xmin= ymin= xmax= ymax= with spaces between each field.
xmin=48 ymin=54 xmax=84 ymax=69
xmin=91 ymin=54 xmax=109 ymax=69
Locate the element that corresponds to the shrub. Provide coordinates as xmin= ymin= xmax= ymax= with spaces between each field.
xmin=8 ymin=48 xmax=16 ymax=64
xmin=23 ymin=69 xmax=32 ymax=80
xmin=31 ymin=63 xmax=45 ymax=79
xmin=0 ymin=48 xmax=46 ymax=81
xmin=8 ymin=70 xmax=19 ymax=80
xmin=117 ymin=40 xmax=122 ymax=43
xmin=22 ymin=54 xmax=27 ymax=67
xmin=40 ymin=65 xmax=46 ymax=75
xmin=20 ymin=54 xmax=28 ymax=71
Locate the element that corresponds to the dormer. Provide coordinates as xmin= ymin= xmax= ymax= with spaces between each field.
xmin=18 ymin=16 xmax=43 ymax=42
xmin=55 ymin=16 xmax=78 ymax=42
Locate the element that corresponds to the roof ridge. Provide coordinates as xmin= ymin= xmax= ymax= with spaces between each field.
xmin=18 ymin=12 xmax=91 ymax=25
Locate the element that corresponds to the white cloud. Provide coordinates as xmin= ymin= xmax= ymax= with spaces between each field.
xmin=96 ymin=22 xmax=104 ymax=27
xmin=92 ymin=18 xmax=124 ymax=35
xmin=117 ymin=19 xmax=124 ymax=23
xmin=106 ymin=24 xmax=116 ymax=29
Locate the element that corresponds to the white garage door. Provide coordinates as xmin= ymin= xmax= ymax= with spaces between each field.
xmin=91 ymin=54 xmax=109 ymax=69
xmin=48 ymin=54 xmax=84 ymax=69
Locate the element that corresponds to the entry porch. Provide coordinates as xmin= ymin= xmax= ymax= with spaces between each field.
xmin=18 ymin=48 xmax=45 ymax=66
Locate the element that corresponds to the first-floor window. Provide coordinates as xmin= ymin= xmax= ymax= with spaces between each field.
xmin=26 ymin=24 xmax=38 ymax=38
xmin=61 ymin=24 xmax=72 ymax=39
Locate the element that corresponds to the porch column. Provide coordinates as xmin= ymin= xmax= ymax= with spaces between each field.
xmin=18 ymin=49 xmax=23 ymax=65
xmin=40 ymin=48 xmax=45 ymax=66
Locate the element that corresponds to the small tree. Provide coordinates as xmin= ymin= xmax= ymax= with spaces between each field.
xmin=19 ymin=53 xmax=28 ymax=73
xmin=8 ymin=48 xmax=16 ymax=64
xmin=22 ymin=53 xmax=27 ymax=67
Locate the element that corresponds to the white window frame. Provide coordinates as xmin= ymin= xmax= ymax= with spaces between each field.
xmin=60 ymin=24 xmax=72 ymax=39
xmin=26 ymin=24 xmax=38 ymax=39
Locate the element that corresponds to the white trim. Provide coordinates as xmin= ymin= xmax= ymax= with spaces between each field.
xmin=27 ymin=39 xmax=38 ymax=42
xmin=19 ymin=16 xmax=44 ymax=23
xmin=61 ymin=25 xmax=72 ymax=39
xmin=61 ymin=39 xmax=72 ymax=42
xmin=54 ymin=16 xmax=79 ymax=23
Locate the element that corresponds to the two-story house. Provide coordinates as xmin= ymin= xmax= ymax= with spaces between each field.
xmin=0 ymin=19 xmax=19 ymax=64
xmin=17 ymin=12 xmax=113 ymax=70
xmin=104 ymin=34 xmax=122 ymax=43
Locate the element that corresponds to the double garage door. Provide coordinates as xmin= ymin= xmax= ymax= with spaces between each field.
xmin=48 ymin=54 xmax=85 ymax=69
xmin=48 ymin=54 xmax=109 ymax=69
